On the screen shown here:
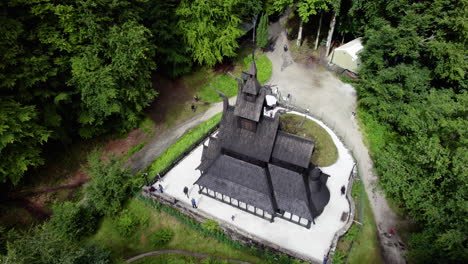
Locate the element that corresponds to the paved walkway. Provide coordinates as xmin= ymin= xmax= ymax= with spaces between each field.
xmin=126 ymin=249 xmax=251 ymax=264
xmin=266 ymin=17 xmax=406 ymax=264
xmin=126 ymin=98 xmax=236 ymax=173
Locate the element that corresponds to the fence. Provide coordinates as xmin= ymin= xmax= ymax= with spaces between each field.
xmin=137 ymin=192 xmax=304 ymax=264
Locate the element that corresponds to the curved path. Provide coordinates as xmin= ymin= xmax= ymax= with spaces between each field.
xmin=266 ymin=17 xmax=406 ymax=264
xmin=126 ymin=249 xmax=252 ymax=264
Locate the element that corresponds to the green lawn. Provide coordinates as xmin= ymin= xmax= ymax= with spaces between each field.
xmin=89 ymin=199 xmax=267 ymax=264
xmin=279 ymin=113 xmax=338 ymax=167
xmin=131 ymin=253 xmax=236 ymax=264
xmin=196 ymin=52 xmax=273 ymax=103
xmin=147 ymin=113 xmax=222 ymax=176
xmin=333 ymin=180 xmax=383 ymax=264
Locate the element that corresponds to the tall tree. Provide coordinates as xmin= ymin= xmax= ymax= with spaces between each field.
xmin=176 ymin=0 xmax=245 ymax=66
xmin=256 ymin=13 xmax=269 ymax=49
xmin=325 ymin=0 xmax=340 ymax=56
xmin=354 ymin=0 xmax=468 ymax=262
xmin=272 ymin=0 xmax=329 ymax=46
xmin=0 ymin=100 xmax=50 ymax=184
xmin=0 ymin=0 xmax=157 ymax=183
xmin=84 ymin=151 xmax=133 ymax=216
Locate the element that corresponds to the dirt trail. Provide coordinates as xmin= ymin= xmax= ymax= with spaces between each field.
xmin=266 ymin=17 xmax=406 ymax=264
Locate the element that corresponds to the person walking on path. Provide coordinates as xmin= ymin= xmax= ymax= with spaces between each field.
xmin=191 ymin=198 xmax=197 ymax=208
xmin=183 ymin=186 xmax=189 ymax=198
xmin=389 ymin=228 xmax=396 ymax=238
xmin=158 ymin=184 xmax=164 ymax=193
xmin=341 ymin=185 xmax=346 ymax=195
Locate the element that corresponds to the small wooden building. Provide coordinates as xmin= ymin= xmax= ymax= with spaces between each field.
xmin=195 ymin=59 xmax=330 ymax=228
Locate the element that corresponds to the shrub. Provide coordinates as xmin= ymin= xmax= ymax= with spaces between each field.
xmin=49 ymin=201 xmax=98 ymax=240
xmin=116 ymin=209 xmax=140 ymax=238
xmin=332 ymin=250 xmax=346 ymax=264
xmin=203 ymin=219 xmax=222 ymax=234
xmin=84 ymin=150 xmax=133 ymax=216
xmin=150 ymin=228 xmax=174 ymax=247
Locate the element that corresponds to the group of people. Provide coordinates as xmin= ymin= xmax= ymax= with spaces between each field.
xmin=183 ymin=186 xmax=198 ymax=208
xmin=147 ymin=173 xmax=164 ymax=194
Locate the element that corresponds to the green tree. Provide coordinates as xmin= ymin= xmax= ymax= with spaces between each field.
xmin=84 ymin=151 xmax=133 ymax=216
xmin=0 ymin=100 xmax=50 ymax=184
xmin=353 ymin=0 xmax=468 ymax=262
xmin=49 ymin=201 xmax=98 ymax=240
xmin=176 ymin=0 xmax=244 ymax=66
xmin=272 ymin=0 xmax=330 ymax=46
xmin=0 ymin=224 xmax=111 ymax=264
xmin=256 ymin=13 xmax=269 ymax=49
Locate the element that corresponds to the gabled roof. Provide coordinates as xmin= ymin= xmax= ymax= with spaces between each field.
xmin=195 ymin=155 xmax=275 ymax=213
xmin=248 ymin=58 xmax=257 ymax=76
xmin=271 ymin=131 xmax=315 ymax=168
xmin=242 ymin=76 xmax=261 ymax=95
xmin=219 ymin=106 xmax=279 ymax=162
xmin=268 ymin=164 xmax=313 ymax=220
xmin=234 ymin=87 xmax=265 ymax=121
xmin=307 ymin=167 xmax=330 ymax=214
xmin=197 ymin=137 xmax=221 ymax=172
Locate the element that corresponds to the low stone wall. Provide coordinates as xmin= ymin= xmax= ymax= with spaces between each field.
xmin=142 ymin=189 xmax=322 ymax=264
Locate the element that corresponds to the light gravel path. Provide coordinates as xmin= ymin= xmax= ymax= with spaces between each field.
xmin=126 ymin=98 xmax=236 ymax=173
xmin=266 ymin=17 xmax=406 ymax=264
xmin=126 ymin=249 xmax=251 ymax=264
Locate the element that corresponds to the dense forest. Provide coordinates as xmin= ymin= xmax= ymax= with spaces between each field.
xmin=0 ymin=0 xmax=466 ymax=263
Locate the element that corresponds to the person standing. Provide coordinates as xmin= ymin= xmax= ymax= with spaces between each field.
xmin=183 ymin=186 xmax=189 ymax=198
xmin=191 ymin=198 xmax=197 ymax=208
xmin=341 ymin=185 xmax=346 ymax=195
xmin=158 ymin=184 xmax=164 ymax=193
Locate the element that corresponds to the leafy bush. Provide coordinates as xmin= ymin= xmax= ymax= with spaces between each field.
xmin=0 ymin=224 xmax=111 ymax=264
xmin=344 ymin=224 xmax=359 ymax=242
xmin=150 ymin=228 xmax=174 ymax=247
xmin=116 ymin=209 xmax=140 ymax=238
xmin=203 ymin=219 xmax=222 ymax=234
xmin=50 ymin=201 xmax=98 ymax=240
xmin=84 ymin=150 xmax=133 ymax=216
xmin=332 ymin=250 xmax=346 ymax=264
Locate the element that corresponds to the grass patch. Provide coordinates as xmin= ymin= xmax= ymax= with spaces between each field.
xmin=89 ymin=198 xmax=267 ymax=264
xmin=197 ymin=52 xmax=273 ymax=103
xmin=242 ymin=53 xmax=273 ymax=84
xmin=279 ymin=113 xmax=338 ymax=167
xmin=163 ymin=103 xmax=211 ymax=130
xmin=333 ymin=180 xmax=383 ymax=264
xmin=198 ymin=74 xmax=238 ymax=103
xmin=126 ymin=142 xmax=146 ymax=158
xmin=347 ymin=181 xmax=384 ymax=264
xmin=132 ymin=253 xmax=237 ymax=264
xmin=147 ymin=113 xmax=222 ymax=176
xmin=356 ymin=109 xmax=395 ymax=155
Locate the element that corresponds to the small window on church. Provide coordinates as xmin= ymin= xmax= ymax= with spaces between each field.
xmin=239 ymin=118 xmax=257 ymax=132
xmin=244 ymin=93 xmax=256 ymax=102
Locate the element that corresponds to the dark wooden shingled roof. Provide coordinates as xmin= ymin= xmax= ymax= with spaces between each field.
xmin=271 ymin=131 xmax=315 ymax=169
xmin=234 ymin=87 xmax=265 ymax=122
xmin=307 ymin=168 xmax=330 ymax=215
xmin=242 ymin=76 xmax=261 ymax=95
xmin=219 ymin=106 xmax=279 ymax=162
xmin=195 ymin=155 xmax=275 ymax=213
xmin=197 ymin=137 xmax=221 ymax=172
xmin=268 ymin=164 xmax=314 ymax=220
